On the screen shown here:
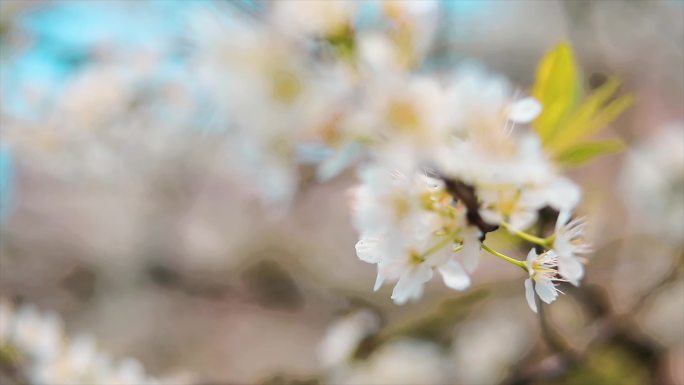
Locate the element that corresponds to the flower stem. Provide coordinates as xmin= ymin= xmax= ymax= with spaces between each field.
xmin=481 ymin=243 xmax=528 ymax=271
xmin=501 ymin=222 xmax=553 ymax=247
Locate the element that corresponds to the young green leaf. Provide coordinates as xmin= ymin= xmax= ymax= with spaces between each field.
xmin=556 ymin=139 xmax=626 ymax=167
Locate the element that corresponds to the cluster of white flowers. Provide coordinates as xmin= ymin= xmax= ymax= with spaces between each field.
xmin=0 ymin=300 xmax=162 ymax=385
xmin=3 ymin=54 xmax=199 ymax=182
xmin=189 ymin=1 xmax=454 ymax=204
xmin=2 ymin=1 xmax=599 ymax=314
xmin=352 ymin=161 xmax=477 ymax=304
xmin=185 ymin=1 xmax=594 ymax=312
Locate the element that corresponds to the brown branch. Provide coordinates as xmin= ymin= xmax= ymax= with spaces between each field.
xmin=441 ymin=177 xmax=498 ymax=236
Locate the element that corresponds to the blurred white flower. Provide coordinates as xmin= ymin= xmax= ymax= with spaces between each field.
xmin=191 ymin=7 xmax=350 ymax=204
xmin=0 ymin=301 xmax=165 ymax=385
xmin=478 ymin=187 xmax=541 ymax=232
xmin=337 ymin=338 xmax=451 ymax=385
xmin=271 ymin=0 xmax=357 ymax=38
xmin=2 ymin=52 xmax=200 ymax=183
xmin=524 ymin=248 xmax=563 ymax=313
xmin=453 ymin=302 xmax=533 ymax=385
xmin=620 ymin=122 xmax=684 ymax=243
xmin=31 ymin=335 xmax=98 ymax=385
xmin=317 ymin=310 xmax=380 ymax=369
xmin=342 ymin=67 xmax=454 ymax=160
xmin=0 ymin=299 xmax=12 ymax=345
xmin=12 ymin=304 xmax=63 ymax=361
xmin=379 ymin=0 xmax=441 ymax=67
xmin=351 ymin=157 xmax=439 ymax=235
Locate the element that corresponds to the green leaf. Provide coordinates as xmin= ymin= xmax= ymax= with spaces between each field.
xmin=531 ymin=42 xmax=582 ymax=142
xmin=530 ymin=42 xmax=634 ymax=167
xmin=556 ymin=140 xmax=626 ymax=167
xmin=548 ymin=78 xmax=634 ymax=154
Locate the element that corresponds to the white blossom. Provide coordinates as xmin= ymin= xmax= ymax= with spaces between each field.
xmin=433 ymin=67 xmax=580 ymax=232
xmin=271 ymin=0 xmax=357 ymax=38
xmin=0 ymin=300 xmax=165 ymax=385
xmin=191 ymin=7 xmax=349 ymax=204
xmin=620 ymin=122 xmax=684 ymax=243
xmin=336 ymin=338 xmax=451 ymax=385
xmin=524 ymin=249 xmax=563 ymax=313
xmin=553 ymin=210 xmax=592 ymax=286
xmin=352 ymin=159 xmax=476 ymax=304
xmin=317 ymin=310 xmax=380 ymax=369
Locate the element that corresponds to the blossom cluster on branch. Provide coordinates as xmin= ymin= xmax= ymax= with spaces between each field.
xmin=2 ymin=1 xmax=630 ymax=314
xmin=189 ymin=1 xmax=627 ymax=311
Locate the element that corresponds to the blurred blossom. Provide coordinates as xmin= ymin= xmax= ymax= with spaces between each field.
xmin=0 ymin=300 xmax=170 ymax=385
xmin=2 ymin=1 xmax=200 ymax=119
xmin=620 ymin=122 xmax=684 ymax=243
xmin=270 ymin=0 xmax=358 ymax=38
xmin=453 ymin=302 xmax=533 ymax=384
xmin=435 ymin=66 xmax=581 ymax=231
xmin=335 ymin=338 xmax=452 ymax=385
xmin=317 ymin=309 xmax=380 ymax=369
xmin=190 ymin=5 xmax=351 ymax=204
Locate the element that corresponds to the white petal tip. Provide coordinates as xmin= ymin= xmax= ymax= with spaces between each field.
xmin=508 ymin=97 xmax=542 ymax=123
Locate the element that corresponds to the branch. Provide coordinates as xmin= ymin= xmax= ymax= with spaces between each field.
xmin=440 ymin=177 xmax=498 ymax=236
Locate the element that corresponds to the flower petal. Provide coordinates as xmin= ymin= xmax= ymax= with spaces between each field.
xmin=558 ymin=256 xmax=584 ymax=286
xmin=459 ymin=227 xmax=482 ymax=273
xmin=507 ymin=208 xmax=538 ymax=232
xmin=356 ymin=237 xmax=382 ymax=263
xmin=526 ymin=248 xmax=537 ymax=271
xmin=524 ymin=278 xmax=537 ymax=313
xmin=535 ymin=280 xmax=559 ymax=304
xmin=508 ymin=97 xmax=542 ymax=123
xmin=546 ymin=178 xmax=581 ymax=212
xmin=438 ymin=260 xmax=471 ymax=291
xmin=555 ymin=209 xmax=572 ymax=233
xmin=317 ymin=143 xmax=362 ymax=182
xmin=391 ymin=266 xmax=433 ymax=305
xmin=373 ymin=265 xmax=385 ymax=292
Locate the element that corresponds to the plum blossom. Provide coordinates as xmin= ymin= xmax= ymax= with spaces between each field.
xmin=270 ymin=0 xmax=357 ymax=38
xmin=0 ymin=300 xmax=167 ymax=385
xmin=317 ymin=310 xmax=381 ymax=369
xmin=342 ymin=55 xmax=456 ymax=160
xmin=336 ymin=338 xmax=452 ymax=385
xmin=191 ymin=7 xmax=350 ymax=204
xmin=432 ymin=66 xmax=580 ymax=233
xmin=553 ymin=210 xmax=592 ymax=286
xmin=352 ymin=159 xmax=477 ymax=304
xmin=620 ymin=122 xmax=684 ymax=243
xmin=524 ymin=249 xmax=564 ymax=313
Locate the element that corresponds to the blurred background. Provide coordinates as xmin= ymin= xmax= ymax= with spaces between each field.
xmin=0 ymin=1 xmax=682 ymax=384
